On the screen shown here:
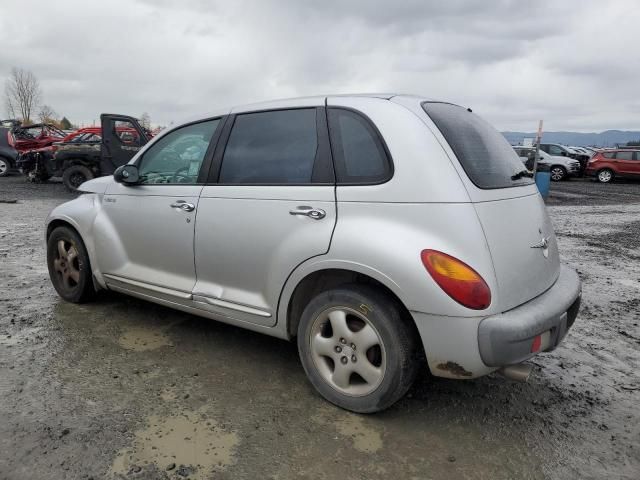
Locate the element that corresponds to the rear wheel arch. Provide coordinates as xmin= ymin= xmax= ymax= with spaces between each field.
xmin=285 ymin=268 xmax=420 ymax=345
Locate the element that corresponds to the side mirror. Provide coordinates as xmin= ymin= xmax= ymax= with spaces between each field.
xmin=114 ymin=164 xmax=140 ymax=184
xmin=561 ymin=152 xmax=567 ymax=156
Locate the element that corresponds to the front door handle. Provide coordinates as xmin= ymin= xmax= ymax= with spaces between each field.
xmin=289 ymin=206 xmax=326 ymax=220
xmin=170 ymin=200 xmax=195 ymax=212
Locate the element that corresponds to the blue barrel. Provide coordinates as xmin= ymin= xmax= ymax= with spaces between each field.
xmin=535 ymin=164 xmax=551 ymax=198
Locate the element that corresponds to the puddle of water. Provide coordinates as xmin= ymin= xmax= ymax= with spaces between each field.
xmin=109 ymin=409 xmax=239 ymax=479
xmin=335 ymin=414 xmax=383 ymax=453
xmin=118 ymin=326 xmax=172 ymax=351
xmin=312 ymin=409 xmax=383 ymax=453
xmin=617 ymin=278 xmax=640 ymax=290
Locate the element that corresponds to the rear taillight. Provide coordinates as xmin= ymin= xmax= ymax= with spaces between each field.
xmin=421 ymin=249 xmax=491 ymax=310
xmin=7 ymin=131 xmax=14 ymax=147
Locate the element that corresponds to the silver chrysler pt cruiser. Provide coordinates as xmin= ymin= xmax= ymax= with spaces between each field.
xmin=46 ymin=94 xmax=581 ymax=413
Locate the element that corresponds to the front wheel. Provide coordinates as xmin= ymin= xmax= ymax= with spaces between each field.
xmin=47 ymin=226 xmax=96 ymax=303
xmin=297 ymin=285 xmax=419 ymax=413
xmin=63 ymin=165 xmax=94 ymax=192
xmin=550 ymin=166 xmax=567 ymax=181
xmin=597 ymin=168 xmax=614 ymax=183
xmin=0 ymin=157 xmax=11 ymax=177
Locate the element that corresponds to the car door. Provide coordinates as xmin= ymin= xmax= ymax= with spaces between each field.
xmin=96 ymin=118 xmax=223 ymax=298
xmin=100 ymin=114 xmax=150 ymax=175
xmin=193 ymin=106 xmax=336 ymax=327
xmin=614 ymin=150 xmax=634 ymax=175
xmin=632 ymin=152 xmax=640 ymax=176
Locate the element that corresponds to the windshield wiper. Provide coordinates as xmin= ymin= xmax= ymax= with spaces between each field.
xmin=511 ymin=170 xmax=534 ymax=180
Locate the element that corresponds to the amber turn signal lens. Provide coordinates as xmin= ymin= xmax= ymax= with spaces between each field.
xmin=421 ymin=249 xmax=491 ymax=310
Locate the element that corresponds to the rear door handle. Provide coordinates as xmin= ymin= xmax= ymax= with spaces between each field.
xmin=170 ymin=200 xmax=195 ymax=212
xmin=289 ymin=206 xmax=326 ymax=220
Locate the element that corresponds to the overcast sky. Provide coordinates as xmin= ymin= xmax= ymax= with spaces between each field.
xmin=1 ymin=0 xmax=638 ymax=131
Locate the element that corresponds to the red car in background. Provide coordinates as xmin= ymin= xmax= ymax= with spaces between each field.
xmin=9 ymin=123 xmax=66 ymax=153
xmin=586 ymin=149 xmax=640 ymax=183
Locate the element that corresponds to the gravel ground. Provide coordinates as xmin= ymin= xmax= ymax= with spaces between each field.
xmin=0 ymin=174 xmax=639 ymax=480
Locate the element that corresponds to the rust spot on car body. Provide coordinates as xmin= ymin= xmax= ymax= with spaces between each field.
xmin=436 ymin=361 xmax=473 ymax=377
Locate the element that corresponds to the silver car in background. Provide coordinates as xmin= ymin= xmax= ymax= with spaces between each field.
xmin=45 ymin=94 xmax=581 ymax=413
xmin=514 ymin=146 xmax=582 ymax=180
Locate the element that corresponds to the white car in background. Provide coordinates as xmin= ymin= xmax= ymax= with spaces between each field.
xmin=513 ymin=146 xmax=581 ymax=181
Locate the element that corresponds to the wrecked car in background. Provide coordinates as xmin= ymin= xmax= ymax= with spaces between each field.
xmin=0 ymin=126 xmax=19 ymax=177
xmin=17 ymin=114 xmax=151 ymax=191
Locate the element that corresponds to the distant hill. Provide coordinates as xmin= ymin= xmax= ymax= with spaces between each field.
xmin=502 ymin=130 xmax=640 ymax=147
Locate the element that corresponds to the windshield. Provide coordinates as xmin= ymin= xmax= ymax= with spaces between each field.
xmin=422 ymin=102 xmax=534 ymax=189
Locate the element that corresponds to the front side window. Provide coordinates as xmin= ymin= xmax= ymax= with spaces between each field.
xmin=114 ymin=120 xmax=144 ymax=147
xmin=138 ymin=119 xmax=219 ymax=184
xmin=219 ymin=109 xmax=318 ymax=184
xmin=422 ymin=102 xmax=534 ymax=189
xmin=548 ymin=145 xmax=564 ymax=156
xmin=602 ymin=151 xmax=615 ymax=159
xmin=327 ymin=108 xmax=391 ymax=184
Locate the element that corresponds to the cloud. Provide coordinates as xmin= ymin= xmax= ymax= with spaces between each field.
xmin=0 ymin=0 xmax=637 ymax=131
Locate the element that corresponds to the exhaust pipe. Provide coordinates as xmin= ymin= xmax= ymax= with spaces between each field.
xmin=499 ymin=364 xmax=533 ymax=382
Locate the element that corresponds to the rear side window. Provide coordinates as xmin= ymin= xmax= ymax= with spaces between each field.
xmin=327 ymin=108 xmax=392 ymax=184
xmin=615 ymin=151 xmax=633 ymax=160
xmin=422 ymin=102 xmax=534 ymax=189
xmin=219 ymin=109 xmax=318 ymax=184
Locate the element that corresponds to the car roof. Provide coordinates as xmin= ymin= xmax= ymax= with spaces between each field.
xmin=173 ymin=93 xmax=435 ymax=126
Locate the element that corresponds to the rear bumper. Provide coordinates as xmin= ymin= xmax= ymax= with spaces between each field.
xmin=477 ymin=264 xmax=581 ymax=367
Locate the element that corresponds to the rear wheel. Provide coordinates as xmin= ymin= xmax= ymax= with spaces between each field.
xmin=550 ymin=165 xmax=566 ymax=181
xmin=47 ymin=226 xmax=96 ymax=303
xmin=0 ymin=157 xmax=11 ymax=177
xmin=297 ymin=285 xmax=419 ymax=413
xmin=63 ymin=165 xmax=94 ymax=192
xmin=597 ymin=168 xmax=614 ymax=183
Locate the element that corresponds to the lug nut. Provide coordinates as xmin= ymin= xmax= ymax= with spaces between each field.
xmin=341 ymin=356 xmax=348 ymax=364
xmin=351 ymin=355 xmax=357 ymax=362
xmin=340 ymin=338 xmax=347 ymax=344
xmin=335 ymin=346 xmax=342 ymax=353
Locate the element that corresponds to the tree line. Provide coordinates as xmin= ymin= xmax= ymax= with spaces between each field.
xmin=4 ymin=67 xmax=73 ymax=129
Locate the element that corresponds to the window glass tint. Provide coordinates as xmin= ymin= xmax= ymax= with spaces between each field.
xmin=602 ymin=151 xmax=615 ymax=158
xmin=219 ymin=109 xmax=317 ymax=184
xmin=422 ymin=102 xmax=533 ymax=189
xmin=328 ymin=108 xmax=390 ymax=183
xmin=138 ymin=120 xmax=219 ymax=184
xmin=114 ymin=120 xmax=144 ymax=147
xmin=616 ymin=151 xmax=633 ymax=160
xmin=548 ymin=145 xmax=564 ymax=156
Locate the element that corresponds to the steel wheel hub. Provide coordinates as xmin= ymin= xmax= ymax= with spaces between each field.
xmin=53 ymin=239 xmax=81 ymax=290
xmin=309 ymin=307 xmax=386 ymax=397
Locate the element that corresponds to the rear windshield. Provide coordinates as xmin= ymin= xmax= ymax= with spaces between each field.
xmin=422 ymin=102 xmax=534 ymax=189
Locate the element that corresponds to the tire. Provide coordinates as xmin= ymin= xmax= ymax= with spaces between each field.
xmin=47 ymin=226 xmax=96 ymax=303
xmin=297 ymin=285 xmax=419 ymax=413
xmin=549 ymin=165 xmax=566 ymax=181
xmin=62 ymin=165 xmax=94 ymax=192
xmin=597 ymin=168 xmax=614 ymax=183
xmin=0 ymin=157 xmax=11 ymax=177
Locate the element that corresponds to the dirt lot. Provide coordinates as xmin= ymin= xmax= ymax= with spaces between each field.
xmin=1 ymin=175 xmax=639 ymax=480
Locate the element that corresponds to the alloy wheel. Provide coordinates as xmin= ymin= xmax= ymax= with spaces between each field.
xmin=0 ymin=158 xmax=8 ymax=175
xmin=309 ymin=307 xmax=386 ymax=396
xmin=550 ymin=167 xmax=565 ymax=181
xmin=53 ymin=239 xmax=81 ymax=290
xmin=598 ymin=170 xmax=612 ymax=183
